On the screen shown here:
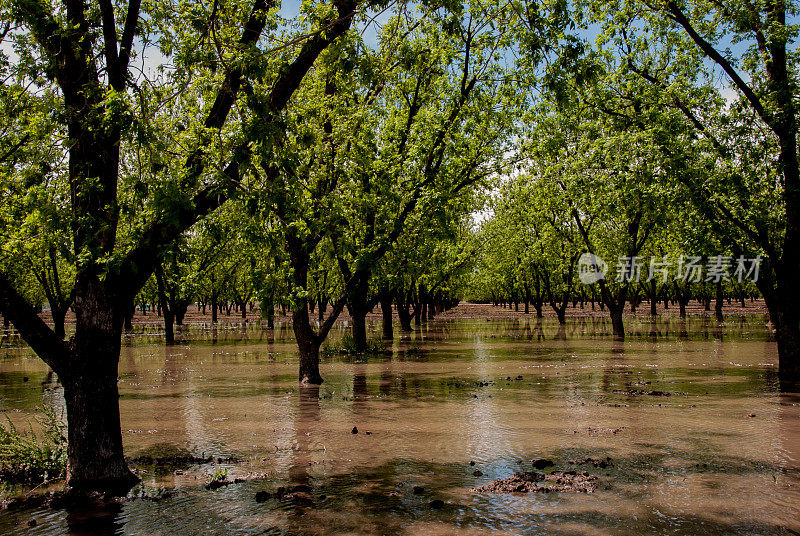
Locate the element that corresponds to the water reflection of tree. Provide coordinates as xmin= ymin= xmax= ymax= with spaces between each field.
xmin=289 ymin=385 xmax=320 ymax=489
xmin=379 ymin=358 xmax=394 ymax=397
xmin=65 ymin=500 xmax=124 ymax=536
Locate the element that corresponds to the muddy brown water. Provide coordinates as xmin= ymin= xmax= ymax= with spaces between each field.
xmin=1 ymin=316 xmax=799 ymax=535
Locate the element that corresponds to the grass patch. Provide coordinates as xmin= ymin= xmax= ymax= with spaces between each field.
xmin=0 ymin=406 xmax=67 ymax=484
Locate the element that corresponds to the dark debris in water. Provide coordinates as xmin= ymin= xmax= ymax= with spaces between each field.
xmin=613 ymin=389 xmax=687 ymax=397
xmin=473 ymin=470 xmax=599 ymax=494
xmin=578 ymin=427 xmax=626 ymax=435
xmin=568 ymin=457 xmax=614 ymax=469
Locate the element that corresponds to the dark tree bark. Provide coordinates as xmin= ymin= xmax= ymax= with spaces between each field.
xmin=649 ymin=279 xmax=658 ymax=316
xmin=351 ymin=308 xmax=368 ymax=350
xmin=122 ymin=299 xmax=135 ymax=331
xmin=345 ymin=276 xmax=371 ymax=352
xmin=396 ymin=290 xmax=414 ymax=332
xmin=609 ymin=305 xmax=625 ymax=341
xmin=380 ymin=293 xmax=394 ymax=340
xmin=175 ymin=302 xmax=188 ymax=325
xmin=714 ymin=281 xmax=724 ymax=321
xmin=51 ymin=307 xmax=67 ymax=339
xmin=674 ymin=281 xmax=691 ymax=318
xmin=294 ymin=305 xmax=323 ymax=385
xmin=61 ymin=341 xmax=136 ymax=492
xmin=211 ymin=290 xmax=218 ymax=323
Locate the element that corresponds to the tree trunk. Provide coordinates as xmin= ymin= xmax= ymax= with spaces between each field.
xmin=610 ymin=306 xmax=624 ymax=341
xmin=351 ymin=310 xmax=368 ymax=351
xmin=52 ymin=307 xmax=67 ymax=339
xmin=715 ymin=282 xmax=724 ymax=321
xmin=650 ymin=279 xmax=658 ymax=316
xmin=62 ymin=368 xmax=137 ymax=492
xmin=62 ymin=282 xmax=138 ymax=492
xmin=763 ymin=286 xmax=800 ymax=384
xmin=380 ymin=295 xmax=393 ymax=340
xmin=397 ymin=291 xmax=413 ymax=332
xmin=122 ymin=300 xmax=135 ymax=331
xmin=175 ymin=303 xmax=188 ymax=326
xmin=347 ymin=275 xmax=370 ymax=352
xmin=163 ymin=310 xmax=174 ymax=344
xmin=293 ymin=307 xmax=322 ymax=384
xmin=774 ymin=314 xmax=800 ymax=383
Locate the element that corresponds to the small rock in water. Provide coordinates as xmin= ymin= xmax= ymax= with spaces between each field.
xmin=748 ymin=413 xmax=756 ymax=418
xmin=28 ymin=519 xmax=37 ymax=527
xmin=255 ymin=491 xmax=271 ymax=502
xmin=365 ymin=431 xmax=372 ymax=435
xmin=469 ymin=461 xmax=476 ymax=466
xmin=428 ymin=499 xmax=444 ymax=509
xmin=532 ymin=459 xmax=554 ymax=470
xmin=351 ymin=426 xmax=358 ymax=434
xmin=412 ymin=486 xmax=425 ymax=495
xmin=473 ymin=470 xmax=483 ymax=477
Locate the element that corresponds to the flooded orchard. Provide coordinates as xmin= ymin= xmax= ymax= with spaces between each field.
xmin=1 ymin=312 xmax=799 ymax=535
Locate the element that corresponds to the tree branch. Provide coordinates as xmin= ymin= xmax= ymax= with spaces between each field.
xmin=666 ymin=1 xmax=769 ymax=125
xmin=0 ymin=271 xmax=69 ymax=372
xmin=117 ymin=0 xmax=359 ymax=300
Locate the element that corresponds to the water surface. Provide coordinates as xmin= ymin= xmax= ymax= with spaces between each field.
xmin=1 ymin=316 xmax=799 ymax=535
